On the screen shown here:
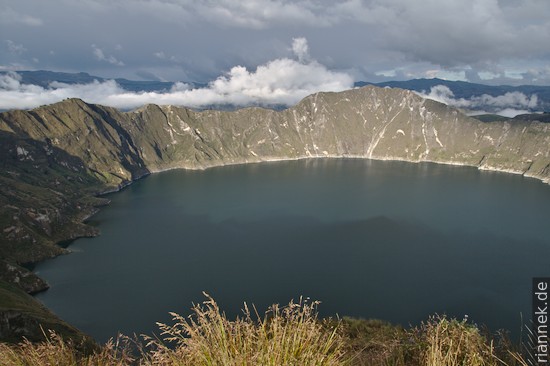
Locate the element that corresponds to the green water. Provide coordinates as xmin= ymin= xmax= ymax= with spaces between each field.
xmin=35 ymin=159 xmax=550 ymax=342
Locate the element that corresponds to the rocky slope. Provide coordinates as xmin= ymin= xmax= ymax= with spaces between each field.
xmin=0 ymin=85 xmax=549 ymax=342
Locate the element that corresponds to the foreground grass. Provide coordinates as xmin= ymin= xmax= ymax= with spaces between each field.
xmin=142 ymin=294 xmax=345 ymax=366
xmin=0 ymin=294 xmax=530 ymax=366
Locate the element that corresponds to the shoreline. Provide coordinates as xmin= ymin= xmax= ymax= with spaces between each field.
xmin=23 ymin=152 xmax=548 ymax=276
xmin=35 ymin=153 xmax=549 ymax=272
xmin=144 ymin=153 xmax=550 ymax=184
xmin=29 ymin=154 xmax=549 ymax=344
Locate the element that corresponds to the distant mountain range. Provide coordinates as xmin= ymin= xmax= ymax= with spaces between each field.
xmin=2 ymin=70 xmax=550 ymax=115
xmin=356 ymin=78 xmax=550 ymax=101
xmin=1 ymin=70 xmax=206 ymax=92
xmin=357 ymin=78 xmax=550 ymax=115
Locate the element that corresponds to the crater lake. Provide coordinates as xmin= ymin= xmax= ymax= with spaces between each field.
xmin=34 ymin=159 xmax=550 ymax=343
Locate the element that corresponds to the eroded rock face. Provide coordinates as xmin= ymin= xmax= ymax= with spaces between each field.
xmin=0 ymin=260 xmax=48 ymax=294
xmin=99 ymin=88 xmax=550 ymax=183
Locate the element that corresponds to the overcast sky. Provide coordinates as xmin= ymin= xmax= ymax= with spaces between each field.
xmin=1 ymin=0 xmax=550 ymax=113
xmin=1 ymin=0 xmax=550 ymax=85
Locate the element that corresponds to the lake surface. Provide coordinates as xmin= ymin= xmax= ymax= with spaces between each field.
xmin=35 ymin=159 xmax=550 ymax=343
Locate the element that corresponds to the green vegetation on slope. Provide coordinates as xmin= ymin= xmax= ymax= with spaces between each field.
xmin=0 ymin=279 xmax=94 ymax=348
xmin=0 ymin=130 xmax=108 ymax=265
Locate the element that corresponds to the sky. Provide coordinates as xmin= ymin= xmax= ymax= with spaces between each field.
xmin=1 ymin=0 xmax=550 ymax=111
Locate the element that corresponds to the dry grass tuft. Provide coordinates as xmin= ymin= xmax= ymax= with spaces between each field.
xmin=417 ymin=315 xmax=528 ymax=366
xmin=0 ymin=331 xmax=134 ymax=366
xmin=339 ymin=315 xmax=530 ymax=366
xmin=421 ymin=316 xmax=495 ymax=366
xmin=142 ymin=292 xmax=347 ymax=365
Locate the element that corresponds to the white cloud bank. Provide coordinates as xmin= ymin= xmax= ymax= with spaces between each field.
xmin=419 ymin=85 xmax=538 ymax=117
xmin=0 ymin=38 xmax=353 ymax=110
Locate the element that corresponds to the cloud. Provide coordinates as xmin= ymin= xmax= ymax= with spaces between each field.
xmin=346 ymin=0 xmax=550 ymax=69
xmin=492 ymin=108 xmax=531 ymax=118
xmin=520 ymin=66 xmax=550 ymax=85
xmin=419 ymin=85 xmax=539 ymax=117
xmin=0 ymin=38 xmax=353 ymax=110
xmin=91 ymin=44 xmax=125 ymax=66
xmin=2 ymin=0 xmax=550 ymax=85
xmin=0 ymin=73 xmax=124 ymax=110
xmin=194 ymin=0 xmax=336 ymax=28
xmin=154 ymin=51 xmax=178 ymax=63
xmin=6 ymin=40 xmax=27 ymax=55
xmin=154 ymin=51 xmax=166 ymax=59
xmin=0 ymin=7 xmax=43 ymax=26
xmin=173 ymin=0 xmax=550 ymax=78
xmin=291 ymin=37 xmax=310 ymax=64
xmin=57 ymin=0 xmax=331 ymax=29
xmin=170 ymin=0 xmax=550 ymax=67
xmin=0 ymin=71 xmax=23 ymax=89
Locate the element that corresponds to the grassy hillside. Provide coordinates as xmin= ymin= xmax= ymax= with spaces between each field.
xmin=0 ymin=279 xmax=94 ymax=347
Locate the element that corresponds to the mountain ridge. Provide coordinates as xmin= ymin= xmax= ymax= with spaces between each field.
xmin=0 ymin=70 xmax=203 ymax=92
xmin=3 ymin=86 xmax=549 ymax=185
